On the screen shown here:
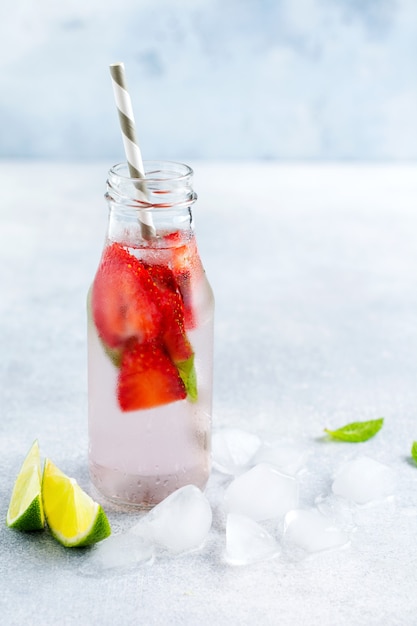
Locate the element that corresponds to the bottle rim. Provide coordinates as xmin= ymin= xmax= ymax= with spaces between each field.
xmin=109 ymin=160 xmax=194 ymax=183
xmin=106 ymin=161 xmax=196 ymax=209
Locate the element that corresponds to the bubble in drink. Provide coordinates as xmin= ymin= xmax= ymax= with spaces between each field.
xmin=224 ymin=463 xmax=298 ymax=521
xmin=331 ymin=456 xmax=395 ymax=505
xmin=79 ymin=533 xmax=154 ymax=576
xmin=130 ymin=485 xmax=212 ymax=554
xmin=253 ymin=440 xmax=309 ymax=475
xmin=225 ymin=513 xmax=280 ymax=566
xmin=283 ymin=509 xmax=349 ymax=554
xmin=212 ymin=428 xmax=261 ymax=475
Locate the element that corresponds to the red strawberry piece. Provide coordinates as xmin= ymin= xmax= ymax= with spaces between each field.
xmin=145 ymin=262 xmax=178 ymax=293
xmin=117 ymin=340 xmax=186 ymax=411
xmin=175 ymin=271 xmax=195 ymax=330
xmin=146 ymin=263 xmax=194 ymax=362
xmin=163 ymin=231 xmax=199 ymax=329
xmin=162 ymin=295 xmax=194 ymax=362
xmin=92 ymin=243 xmax=162 ymax=349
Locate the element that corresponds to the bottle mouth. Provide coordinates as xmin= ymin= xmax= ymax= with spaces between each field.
xmin=107 ymin=161 xmax=197 ymax=208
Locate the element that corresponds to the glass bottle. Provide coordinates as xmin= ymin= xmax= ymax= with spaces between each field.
xmin=87 ymin=161 xmax=214 ymax=507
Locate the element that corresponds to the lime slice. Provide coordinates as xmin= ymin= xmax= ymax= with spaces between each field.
xmin=42 ymin=459 xmax=111 ymax=548
xmin=7 ymin=440 xmax=45 ymax=531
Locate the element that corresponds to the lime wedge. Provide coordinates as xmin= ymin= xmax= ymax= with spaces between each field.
xmin=42 ymin=459 xmax=111 ymax=548
xmin=7 ymin=440 xmax=45 ymax=531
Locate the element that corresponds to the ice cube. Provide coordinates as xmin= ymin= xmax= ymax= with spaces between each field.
xmin=79 ymin=533 xmax=154 ymax=576
xmin=315 ymin=494 xmax=356 ymax=532
xmin=332 ymin=456 xmax=395 ymax=505
xmin=253 ymin=441 xmax=309 ymax=475
xmin=225 ymin=513 xmax=280 ymax=565
xmin=224 ymin=463 xmax=298 ymax=521
xmin=212 ymin=428 xmax=261 ymax=475
xmin=283 ymin=509 xmax=349 ymax=554
xmin=131 ymin=484 xmax=212 ymax=555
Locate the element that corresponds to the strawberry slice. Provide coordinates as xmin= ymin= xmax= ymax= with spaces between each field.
xmin=145 ymin=263 xmax=193 ymax=363
xmin=92 ymin=243 xmax=162 ymax=349
xmin=117 ymin=340 xmax=186 ymax=411
xmin=163 ymin=231 xmax=200 ymax=329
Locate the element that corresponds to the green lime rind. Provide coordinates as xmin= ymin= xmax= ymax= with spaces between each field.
xmin=6 ymin=440 xmax=45 ymax=531
xmin=324 ymin=418 xmax=384 ymax=442
xmin=177 ymin=354 xmax=198 ymax=402
xmin=7 ymin=494 xmax=44 ymax=531
xmin=42 ymin=458 xmax=111 ymax=549
xmin=411 ymin=441 xmax=417 ymax=464
xmin=75 ymin=506 xmax=111 ymax=547
xmin=50 ymin=505 xmax=111 ymax=548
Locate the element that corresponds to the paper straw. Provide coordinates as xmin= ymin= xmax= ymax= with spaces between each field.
xmin=109 ymin=62 xmax=155 ymax=238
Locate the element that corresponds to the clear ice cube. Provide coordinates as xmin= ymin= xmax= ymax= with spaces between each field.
xmin=224 ymin=463 xmax=299 ymax=521
xmin=283 ymin=509 xmax=349 ymax=554
xmin=253 ymin=441 xmax=309 ymax=475
xmin=225 ymin=513 xmax=280 ymax=565
xmin=131 ymin=484 xmax=212 ymax=555
xmin=212 ymin=428 xmax=261 ymax=475
xmin=315 ymin=494 xmax=357 ymax=532
xmin=332 ymin=456 xmax=395 ymax=505
xmin=79 ymin=533 xmax=154 ymax=576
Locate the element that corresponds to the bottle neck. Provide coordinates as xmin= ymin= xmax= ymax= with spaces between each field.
xmin=105 ymin=161 xmax=197 ymax=246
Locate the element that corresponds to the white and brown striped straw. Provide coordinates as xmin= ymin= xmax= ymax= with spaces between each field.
xmin=109 ymin=62 xmax=155 ymax=238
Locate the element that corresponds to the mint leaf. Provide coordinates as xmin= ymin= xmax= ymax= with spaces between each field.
xmin=324 ymin=418 xmax=384 ymax=442
xmin=411 ymin=442 xmax=417 ymax=464
xmin=177 ymin=354 xmax=198 ymax=402
xmin=101 ymin=342 xmax=122 ymax=368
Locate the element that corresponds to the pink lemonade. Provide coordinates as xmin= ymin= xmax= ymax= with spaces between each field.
xmin=87 ymin=162 xmax=214 ymax=507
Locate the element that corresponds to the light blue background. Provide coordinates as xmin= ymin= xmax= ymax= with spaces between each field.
xmin=1 ymin=0 xmax=416 ymax=161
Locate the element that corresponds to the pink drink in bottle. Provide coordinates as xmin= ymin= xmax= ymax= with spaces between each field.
xmin=88 ymin=162 xmax=214 ymax=507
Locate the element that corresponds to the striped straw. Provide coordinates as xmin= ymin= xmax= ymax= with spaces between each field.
xmin=109 ymin=62 xmax=155 ymax=238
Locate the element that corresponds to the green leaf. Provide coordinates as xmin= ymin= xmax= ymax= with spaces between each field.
xmin=177 ymin=354 xmax=198 ymax=402
xmin=411 ymin=441 xmax=417 ymax=464
xmin=101 ymin=342 xmax=122 ymax=368
xmin=324 ymin=418 xmax=384 ymax=442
